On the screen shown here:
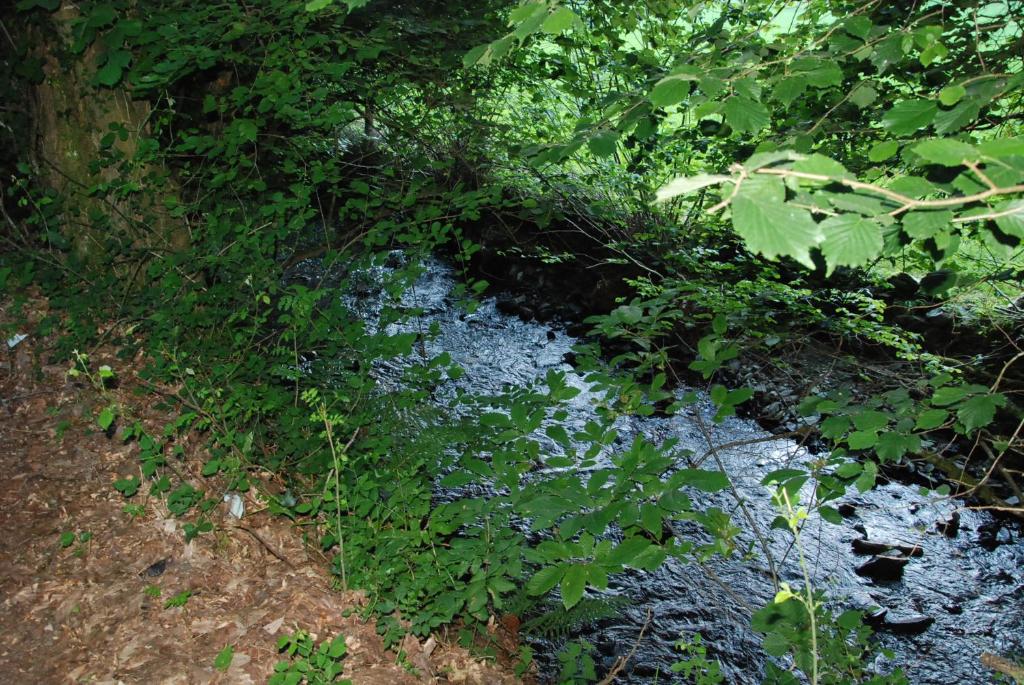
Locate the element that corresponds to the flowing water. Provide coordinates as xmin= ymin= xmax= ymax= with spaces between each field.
xmin=337 ymin=254 xmax=1024 ymax=684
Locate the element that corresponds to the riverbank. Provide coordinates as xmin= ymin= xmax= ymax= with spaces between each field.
xmin=0 ymin=291 xmax=520 ymax=684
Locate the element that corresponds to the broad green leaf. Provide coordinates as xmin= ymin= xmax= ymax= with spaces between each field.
xmin=882 ymin=99 xmax=937 ymax=136
xmin=731 ymin=176 xmax=822 ymax=268
xmin=933 ymin=99 xmax=981 ymax=134
xmin=792 ymin=154 xmax=851 ymax=181
xmin=939 ymin=85 xmax=966 ymax=106
xmin=649 ymin=76 xmax=691 ymax=108
xmin=902 ymin=210 xmax=953 ymax=239
xmin=527 ymin=564 xmax=565 ymax=596
xmin=957 ymin=393 xmax=1006 ymax=432
xmin=876 ymin=432 xmax=918 ymax=461
xmin=912 ymin=139 xmax=979 ymax=166
xmin=844 ymin=16 xmax=872 ymax=39
xmin=98 ymin=407 xmax=116 ymax=430
xmin=868 ymin=141 xmax=899 ymax=162
xmin=509 ymin=2 xmax=545 ymax=23
xmin=931 ymin=384 xmax=978 ymax=406
xmin=773 ymin=76 xmax=806 ymax=106
xmin=915 ymin=409 xmax=947 ymax=430
xmin=513 ymin=7 xmax=548 ymax=39
xmin=95 ymin=63 xmax=123 ymax=87
xmin=560 ymin=564 xmax=587 ymax=609
xmin=463 ymin=44 xmax=488 ymax=67
xmin=847 ymin=430 xmax=877 ymax=450
xmin=541 ymin=6 xmax=576 ymax=34
xmin=994 ymin=200 xmax=1024 ymax=238
xmin=327 ymin=635 xmax=347 ymax=658
xmin=606 ymin=536 xmax=651 ymax=566
xmin=673 ymin=468 xmax=730 ymax=492
xmin=214 ymin=645 xmax=234 ymax=672
xmin=655 ymin=174 xmax=730 ymax=202
xmin=849 ymin=83 xmax=877 ymax=108
xmin=588 ymin=130 xmax=618 ymax=157
xmin=820 ymin=215 xmax=882 ymax=274
xmin=834 ymin=461 xmax=862 ymax=478
xmin=979 ymin=137 xmax=1024 ymax=158
xmin=919 ymin=42 xmax=948 ymax=66
xmin=820 ymin=505 xmax=843 ymax=524
xmin=723 ymin=96 xmax=770 ymax=134
xmin=854 ymin=460 xmax=878 ymax=492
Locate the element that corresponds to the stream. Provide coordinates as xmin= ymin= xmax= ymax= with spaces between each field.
xmin=337 ymin=254 xmax=1024 ymax=683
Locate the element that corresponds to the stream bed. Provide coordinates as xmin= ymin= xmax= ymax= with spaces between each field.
xmin=342 ymin=254 xmax=1024 ymax=683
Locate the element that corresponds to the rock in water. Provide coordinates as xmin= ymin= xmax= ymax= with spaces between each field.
xmin=855 ymin=555 xmax=909 ymax=582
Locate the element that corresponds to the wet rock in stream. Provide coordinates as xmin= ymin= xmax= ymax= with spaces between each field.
xmin=346 ymin=256 xmax=1024 ymax=684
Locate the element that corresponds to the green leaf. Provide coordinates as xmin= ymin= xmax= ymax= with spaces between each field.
xmin=723 ymin=96 xmax=770 ymax=134
xmin=95 ymin=62 xmax=123 ymax=87
xmin=214 ymin=645 xmax=234 ymax=672
xmin=588 ymin=131 xmax=618 ymax=158
xmin=560 ymin=565 xmax=587 ymax=609
xmin=673 ymin=468 xmax=730 ymax=493
xmin=931 ymin=384 xmax=976 ymax=407
xmin=731 ymin=176 xmax=823 ymax=268
xmin=655 ymin=174 xmax=730 ymax=202
xmin=327 ymin=635 xmax=347 ymax=658
xmin=305 ymin=0 xmax=333 ymax=10
xmin=773 ymin=76 xmax=806 ymax=106
xmin=902 ymin=210 xmax=953 ymax=240
xmin=933 ymin=99 xmax=982 ymax=134
xmin=979 ymin=137 xmax=1024 ymax=158
xmin=541 ymin=7 xmax=576 ymax=34
xmin=868 ymin=141 xmax=899 ymax=162
xmin=60 ymin=531 xmax=75 ymax=548
xmin=508 ymin=2 xmax=545 ymax=23
xmin=820 ymin=215 xmax=882 ymax=274
xmin=854 ymin=460 xmax=878 ymax=493
xmin=994 ymin=200 xmax=1024 ymax=238
xmin=97 ymin=407 xmax=116 ymax=430
xmin=819 ymin=506 xmax=843 ymax=524
xmin=234 ymin=119 xmax=258 ymax=143
xmin=957 ymin=393 xmax=1006 ymax=432
xmin=939 ymin=85 xmax=966 ymax=106
xmin=915 ymin=409 xmax=948 ymax=430
xmin=882 ymin=100 xmax=937 ymax=136
xmin=849 ymin=83 xmax=877 ymax=108
xmin=912 ymin=139 xmax=979 ymax=166
xmin=847 ymin=430 xmax=877 ymax=450
xmin=463 ymin=44 xmax=488 ymax=67
xmin=648 ymin=76 xmax=691 ymax=108
xmin=834 ymin=461 xmax=862 ymax=478
xmin=527 ymin=564 xmax=565 ymax=596
xmin=792 ymin=154 xmax=851 ymax=181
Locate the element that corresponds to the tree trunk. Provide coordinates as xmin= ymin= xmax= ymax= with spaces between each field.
xmin=26 ymin=2 xmax=185 ymax=265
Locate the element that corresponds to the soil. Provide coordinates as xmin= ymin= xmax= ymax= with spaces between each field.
xmin=0 ymin=291 xmax=521 ymax=685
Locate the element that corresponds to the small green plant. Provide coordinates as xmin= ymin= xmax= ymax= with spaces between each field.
xmin=122 ymin=503 xmax=145 ymax=519
xmin=214 ymin=644 xmax=234 ymax=672
xmin=143 ymin=584 xmax=161 ymax=598
xmin=164 ymin=589 xmax=193 ymax=609
xmin=271 ymin=631 xmax=352 ymax=685
xmin=556 ymin=640 xmax=596 ymax=685
xmin=670 ymin=633 xmax=724 ymax=684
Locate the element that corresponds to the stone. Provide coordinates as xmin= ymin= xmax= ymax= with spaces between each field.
xmin=855 ymin=555 xmax=909 ymax=582
xmin=937 ymin=511 xmax=960 ymax=538
xmin=851 ymin=538 xmax=923 ymax=558
xmin=881 ymin=614 xmax=934 ymax=635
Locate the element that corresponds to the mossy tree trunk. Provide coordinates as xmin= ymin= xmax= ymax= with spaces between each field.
xmin=25 ymin=2 xmax=185 ymax=266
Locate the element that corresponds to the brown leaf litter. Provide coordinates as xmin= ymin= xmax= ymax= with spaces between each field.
xmin=0 ymin=292 xmax=522 ymax=684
